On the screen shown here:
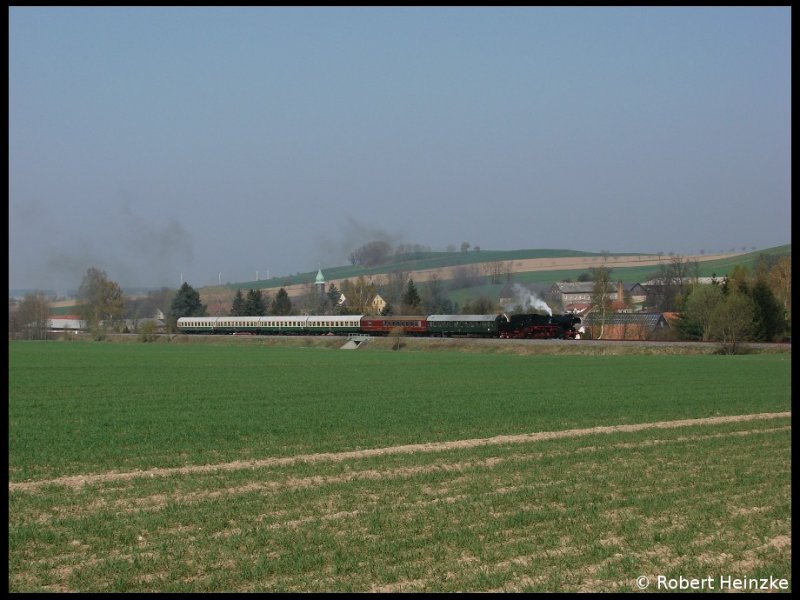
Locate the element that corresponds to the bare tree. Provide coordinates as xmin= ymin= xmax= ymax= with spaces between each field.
xmin=382 ymin=270 xmax=409 ymax=308
xmin=349 ymin=240 xmax=393 ymax=267
xmin=77 ymin=267 xmax=124 ymax=336
xmin=460 ymin=295 xmax=498 ymax=314
xmin=590 ymin=266 xmax=613 ymax=339
xmin=340 ymin=276 xmax=377 ymax=314
xmin=14 ymin=292 xmax=51 ymax=340
xmin=450 ymin=264 xmax=482 ymax=289
xmin=649 ymin=254 xmax=700 ymax=311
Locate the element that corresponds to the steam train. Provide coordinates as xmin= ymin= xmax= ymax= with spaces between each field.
xmin=177 ymin=313 xmax=582 ymax=339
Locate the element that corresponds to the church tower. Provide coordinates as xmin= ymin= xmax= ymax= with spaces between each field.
xmin=315 ymin=266 xmax=325 ymax=299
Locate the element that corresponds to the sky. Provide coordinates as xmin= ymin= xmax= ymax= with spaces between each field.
xmin=9 ymin=6 xmax=791 ymax=293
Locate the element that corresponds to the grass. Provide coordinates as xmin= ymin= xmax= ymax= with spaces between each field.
xmin=8 ymin=340 xmax=792 ymax=592
xmin=8 ymin=342 xmax=790 ymax=480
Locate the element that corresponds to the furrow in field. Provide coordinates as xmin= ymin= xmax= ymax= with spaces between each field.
xmin=8 ymin=411 xmax=790 ymax=492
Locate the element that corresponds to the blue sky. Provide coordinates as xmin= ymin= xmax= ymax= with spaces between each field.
xmin=9 ymin=6 xmax=791 ymax=292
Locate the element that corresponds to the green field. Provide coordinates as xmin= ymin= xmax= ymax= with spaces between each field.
xmin=8 ymin=341 xmax=792 ymax=592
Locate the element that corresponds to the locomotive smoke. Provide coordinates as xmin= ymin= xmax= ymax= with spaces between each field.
xmin=504 ymin=283 xmax=553 ymax=316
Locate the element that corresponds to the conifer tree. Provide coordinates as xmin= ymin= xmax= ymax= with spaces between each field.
xmin=170 ymin=282 xmax=207 ymax=331
xmin=271 ymin=288 xmax=292 ymax=315
xmin=402 ymin=278 xmax=421 ymax=313
xmin=230 ymin=289 xmax=246 ymax=316
xmin=245 ymin=289 xmax=268 ymax=316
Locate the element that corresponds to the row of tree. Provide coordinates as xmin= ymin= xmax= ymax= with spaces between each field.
xmin=677 ymin=263 xmax=789 ymax=351
xmin=228 ymin=288 xmax=292 ymax=316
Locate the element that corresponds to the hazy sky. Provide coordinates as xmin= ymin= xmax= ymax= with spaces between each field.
xmin=9 ymin=6 xmax=791 ymax=292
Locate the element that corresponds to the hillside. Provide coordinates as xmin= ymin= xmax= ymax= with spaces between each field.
xmin=198 ymin=245 xmax=790 ymax=310
xmin=37 ymin=245 xmax=789 ymax=316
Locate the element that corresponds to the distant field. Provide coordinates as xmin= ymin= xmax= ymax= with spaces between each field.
xmin=8 ymin=342 xmax=791 ymax=591
xmin=233 ymin=244 xmax=790 ymax=290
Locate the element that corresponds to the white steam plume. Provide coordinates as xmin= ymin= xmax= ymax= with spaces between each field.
xmin=503 ymin=283 xmax=552 ymax=316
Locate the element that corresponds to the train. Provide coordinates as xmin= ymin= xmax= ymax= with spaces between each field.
xmin=177 ymin=313 xmax=582 ymax=339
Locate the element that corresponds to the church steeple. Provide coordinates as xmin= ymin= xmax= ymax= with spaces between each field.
xmin=315 ymin=265 xmax=325 ymax=297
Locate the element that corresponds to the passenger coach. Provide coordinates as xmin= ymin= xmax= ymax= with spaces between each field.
xmin=426 ymin=314 xmax=506 ymax=337
xmin=176 ymin=315 xmax=363 ymax=335
xmin=359 ymin=316 xmax=428 ymax=336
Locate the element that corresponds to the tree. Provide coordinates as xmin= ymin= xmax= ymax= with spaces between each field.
xmin=340 ymin=276 xmax=377 ymax=314
xmin=460 ymin=241 xmax=471 ymax=253
xmin=401 ymin=278 xmax=422 ymax=313
xmin=421 ymin=274 xmax=453 ymax=315
xmin=709 ymin=292 xmax=755 ymax=354
xmin=14 ymin=292 xmax=51 ymax=340
xmin=245 ymin=289 xmax=268 ymax=316
xmin=460 ymin=295 xmax=497 ymax=314
xmin=724 ymin=265 xmax=750 ymax=295
xmin=748 ymin=279 xmax=785 ymax=342
xmin=649 ymin=255 xmax=699 ymax=311
xmin=767 ymin=255 xmax=791 ymax=325
xmin=381 ymin=270 xmax=409 ymax=308
xmin=682 ymin=283 xmax=724 ymax=341
xmin=349 ymin=240 xmax=393 ymax=267
xmin=590 ymin=266 xmax=613 ymax=339
xmin=326 ymin=283 xmax=343 ymax=309
xmin=77 ymin=267 xmax=124 ymax=335
xmin=124 ymin=287 xmax=174 ymax=323
xmin=170 ymin=282 xmax=207 ymax=331
xmin=230 ymin=289 xmax=246 ymax=316
xmin=271 ymin=288 xmax=293 ymax=316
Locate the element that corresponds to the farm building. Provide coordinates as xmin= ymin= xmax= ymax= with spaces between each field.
xmin=581 ymin=313 xmax=670 ymax=341
xmin=550 ymin=282 xmax=648 ymax=313
xmin=47 ymin=315 xmax=87 ymax=334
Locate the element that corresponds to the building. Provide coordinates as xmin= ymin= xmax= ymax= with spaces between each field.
xmin=550 ymin=282 xmax=647 ymax=313
xmin=47 ymin=315 xmax=87 ymax=334
xmin=315 ymin=268 xmax=326 ymax=298
xmin=369 ymin=294 xmax=387 ymax=315
xmin=581 ymin=313 xmax=670 ymax=340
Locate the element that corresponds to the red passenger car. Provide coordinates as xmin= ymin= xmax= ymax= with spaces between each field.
xmin=359 ymin=316 xmax=428 ymax=336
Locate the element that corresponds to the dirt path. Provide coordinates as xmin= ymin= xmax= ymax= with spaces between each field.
xmin=9 ymin=411 xmax=789 ymax=492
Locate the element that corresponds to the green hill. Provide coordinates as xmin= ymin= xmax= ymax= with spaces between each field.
xmin=228 ymin=245 xmax=791 ymax=293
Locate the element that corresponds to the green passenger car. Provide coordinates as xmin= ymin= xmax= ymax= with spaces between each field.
xmin=426 ymin=314 xmax=504 ymax=337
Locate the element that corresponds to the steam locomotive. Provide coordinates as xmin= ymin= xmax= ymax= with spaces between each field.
xmin=177 ymin=313 xmax=582 ymax=339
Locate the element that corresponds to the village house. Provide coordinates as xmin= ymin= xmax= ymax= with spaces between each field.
xmin=549 ymin=281 xmax=647 ymax=313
